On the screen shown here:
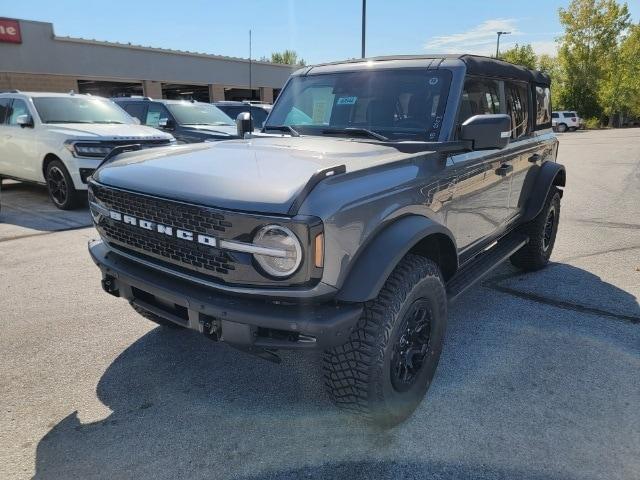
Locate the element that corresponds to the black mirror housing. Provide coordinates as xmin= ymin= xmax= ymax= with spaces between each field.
xmin=16 ymin=114 xmax=34 ymax=128
xmin=236 ymin=112 xmax=253 ymax=138
xmin=159 ymin=118 xmax=175 ymax=130
xmin=460 ymin=114 xmax=511 ymax=150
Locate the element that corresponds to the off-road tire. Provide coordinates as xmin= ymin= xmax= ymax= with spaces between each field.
xmin=510 ymin=187 xmax=561 ymax=271
xmin=323 ymin=254 xmax=447 ymax=427
xmin=45 ymin=159 xmax=84 ymax=210
xmin=130 ymin=302 xmax=185 ymax=328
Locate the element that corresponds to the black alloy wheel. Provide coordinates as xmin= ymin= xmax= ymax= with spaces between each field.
xmin=390 ymin=299 xmax=432 ymax=392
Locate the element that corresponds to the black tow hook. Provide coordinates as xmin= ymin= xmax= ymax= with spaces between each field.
xmin=101 ymin=275 xmax=119 ymax=297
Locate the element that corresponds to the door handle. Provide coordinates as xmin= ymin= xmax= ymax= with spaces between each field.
xmin=528 ymin=153 xmax=541 ymax=163
xmin=495 ymin=164 xmax=513 ymax=176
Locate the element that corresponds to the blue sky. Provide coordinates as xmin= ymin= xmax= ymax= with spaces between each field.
xmin=2 ymin=1 xmax=639 ymax=64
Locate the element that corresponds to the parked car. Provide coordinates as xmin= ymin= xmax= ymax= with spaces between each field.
xmin=214 ymin=101 xmax=272 ymax=128
xmin=552 ymin=111 xmax=583 ymax=132
xmin=0 ymin=91 xmax=175 ymax=210
xmin=114 ymin=97 xmax=237 ymax=143
xmin=88 ymin=55 xmax=564 ymax=426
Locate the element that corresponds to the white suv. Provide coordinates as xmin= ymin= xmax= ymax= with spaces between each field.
xmin=0 ymin=91 xmax=175 ymax=209
xmin=552 ymin=111 xmax=583 ymax=132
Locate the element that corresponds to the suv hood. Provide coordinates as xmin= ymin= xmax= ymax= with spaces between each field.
xmin=93 ymin=136 xmax=422 ymax=214
xmin=47 ymin=123 xmax=174 ymax=141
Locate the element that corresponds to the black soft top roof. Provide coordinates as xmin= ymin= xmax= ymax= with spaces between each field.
xmin=459 ymin=55 xmax=550 ymax=86
xmin=303 ymin=54 xmax=550 ymax=86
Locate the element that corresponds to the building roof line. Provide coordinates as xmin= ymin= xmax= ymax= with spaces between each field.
xmin=52 ymin=35 xmax=295 ymax=68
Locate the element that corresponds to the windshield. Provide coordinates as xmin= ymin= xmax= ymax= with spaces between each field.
xmin=266 ymin=69 xmax=452 ymax=141
xmin=32 ymin=97 xmax=133 ymax=124
xmin=166 ymin=103 xmax=234 ymax=126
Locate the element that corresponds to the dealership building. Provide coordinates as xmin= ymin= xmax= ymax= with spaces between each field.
xmin=0 ymin=18 xmax=294 ymax=103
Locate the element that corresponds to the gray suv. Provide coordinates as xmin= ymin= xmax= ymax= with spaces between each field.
xmin=88 ymin=55 xmax=565 ymax=426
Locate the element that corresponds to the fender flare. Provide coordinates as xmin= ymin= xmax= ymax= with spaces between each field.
xmin=521 ymin=161 xmax=566 ymax=223
xmin=335 ymin=215 xmax=458 ymax=303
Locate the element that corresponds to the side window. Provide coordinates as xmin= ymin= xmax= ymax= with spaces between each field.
xmin=551 ymin=112 xmax=559 ymax=119
xmin=0 ymin=98 xmax=10 ymax=124
xmin=8 ymin=99 xmax=30 ymax=125
xmin=534 ymin=85 xmax=551 ymax=130
xmin=146 ymin=103 xmax=170 ymax=127
xmin=250 ymin=107 xmax=268 ymax=127
xmin=123 ymin=103 xmax=147 ymax=123
xmin=457 ymin=77 xmax=501 ymax=126
xmin=505 ymin=81 xmax=530 ymax=139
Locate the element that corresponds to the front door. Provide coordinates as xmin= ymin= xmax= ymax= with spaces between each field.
xmin=445 ymin=77 xmax=513 ymax=254
xmin=1 ymin=99 xmax=41 ymax=181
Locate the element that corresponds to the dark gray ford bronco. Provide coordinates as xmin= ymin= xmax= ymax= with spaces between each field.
xmin=88 ymin=55 xmax=565 ymax=426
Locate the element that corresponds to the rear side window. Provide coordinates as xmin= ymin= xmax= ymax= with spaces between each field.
xmin=457 ymin=78 xmax=501 ymax=126
xmin=0 ymin=98 xmax=10 ymax=124
xmin=552 ymin=112 xmax=559 ymax=119
xmin=122 ymin=103 xmax=147 ymax=123
xmin=534 ymin=85 xmax=551 ymax=130
xmin=505 ymin=81 xmax=530 ymax=139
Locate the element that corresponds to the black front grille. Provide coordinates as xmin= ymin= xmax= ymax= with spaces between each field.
xmin=90 ymin=183 xmax=236 ymax=279
xmin=89 ymin=182 xmax=320 ymax=287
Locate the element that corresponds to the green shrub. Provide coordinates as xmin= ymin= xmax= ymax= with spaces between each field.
xmin=584 ymin=117 xmax=600 ymax=129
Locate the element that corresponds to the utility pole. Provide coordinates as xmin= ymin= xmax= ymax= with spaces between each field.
xmin=495 ymin=31 xmax=510 ymax=58
xmin=361 ymin=0 xmax=366 ymax=58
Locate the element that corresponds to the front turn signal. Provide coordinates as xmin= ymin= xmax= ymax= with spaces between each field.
xmin=314 ymin=233 xmax=324 ymax=268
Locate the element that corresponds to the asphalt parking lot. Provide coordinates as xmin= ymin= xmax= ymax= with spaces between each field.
xmin=1 ymin=128 xmax=638 ymax=480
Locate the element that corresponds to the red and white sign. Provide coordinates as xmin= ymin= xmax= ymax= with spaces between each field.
xmin=0 ymin=18 xmax=21 ymax=44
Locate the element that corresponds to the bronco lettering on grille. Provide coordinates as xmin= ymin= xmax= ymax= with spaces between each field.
xmin=108 ymin=209 xmax=217 ymax=247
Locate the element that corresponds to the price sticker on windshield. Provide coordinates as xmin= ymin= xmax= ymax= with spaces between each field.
xmin=337 ymin=96 xmax=358 ymax=105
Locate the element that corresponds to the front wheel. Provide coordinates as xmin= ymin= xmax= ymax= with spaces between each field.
xmin=45 ymin=159 xmax=84 ymax=210
xmin=324 ymin=255 xmax=447 ymax=427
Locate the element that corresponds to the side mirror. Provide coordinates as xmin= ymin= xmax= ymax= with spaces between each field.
xmin=460 ymin=114 xmax=511 ymax=150
xmin=16 ymin=114 xmax=34 ymax=128
xmin=236 ymin=112 xmax=253 ymax=138
xmin=158 ymin=118 xmax=175 ymax=129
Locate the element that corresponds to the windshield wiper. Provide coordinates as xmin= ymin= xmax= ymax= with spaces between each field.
xmin=91 ymin=121 xmax=125 ymax=124
xmin=321 ymin=127 xmax=389 ymax=141
xmin=263 ymin=125 xmax=300 ymax=137
xmin=46 ymin=120 xmax=93 ymax=124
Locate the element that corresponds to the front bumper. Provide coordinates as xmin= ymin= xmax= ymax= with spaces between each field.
xmin=89 ymin=240 xmax=363 ymax=350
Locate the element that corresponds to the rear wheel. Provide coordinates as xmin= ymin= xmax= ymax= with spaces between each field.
xmin=130 ymin=302 xmax=185 ymax=329
xmin=510 ymin=187 xmax=561 ymax=271
xmin=324 ymin=255 xmax=447 ymax=427
xmin=556 ymin=123 xmax=568 ymax=133
xmin=45 ymin=159 xmax=83 ymax=210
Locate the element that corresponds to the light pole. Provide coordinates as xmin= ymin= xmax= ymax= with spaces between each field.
xmin=361 ymin=0 xmax=366 ymax=58
xmin=496 ymin=31 xmax=510 ymax=58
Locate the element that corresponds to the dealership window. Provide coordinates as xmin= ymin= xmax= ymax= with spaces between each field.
xmin=457 ymin=77 xmax=501 ymax=126
xmin=505 ymin=81 xmax=530 ymax=139
xmin=8 ymin=99 xmax=29 ymax=125
xmin=146 ymin=103 xmax=171 ymax=127
xmin=535 ymin=85 xmax=552 ymax=129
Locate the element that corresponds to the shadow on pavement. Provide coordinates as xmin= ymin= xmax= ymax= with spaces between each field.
xmin=32 ymin=261 xmax=639 ymax=480
xmin=0 ymin=181 xmax=90 ymax=235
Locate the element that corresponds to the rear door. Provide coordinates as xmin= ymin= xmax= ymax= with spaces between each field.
xmin=506 ymin=83 xmax=554 ymax=221
xmin=0 ymin=97 xmax=12 ymax=176
xmin=446 ymin=77 xmax=514 ymax=253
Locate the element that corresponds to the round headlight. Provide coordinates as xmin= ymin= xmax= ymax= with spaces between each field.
xmin=253 ymin=225 xmax=302 ymax=277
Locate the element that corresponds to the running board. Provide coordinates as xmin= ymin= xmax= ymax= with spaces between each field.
xmin=446 ymin=234 xmax=529 ymax=303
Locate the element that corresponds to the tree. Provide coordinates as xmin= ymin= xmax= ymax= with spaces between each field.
xmin=557 ymin=0 xmax=631 ymax=119
xmin=500 ymin=44 xmax=537 ymax=69
xmin=270 ymin=50 xmax=306 ymax=66
xmin=537 ymin=54 xmax=565 ymax=110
